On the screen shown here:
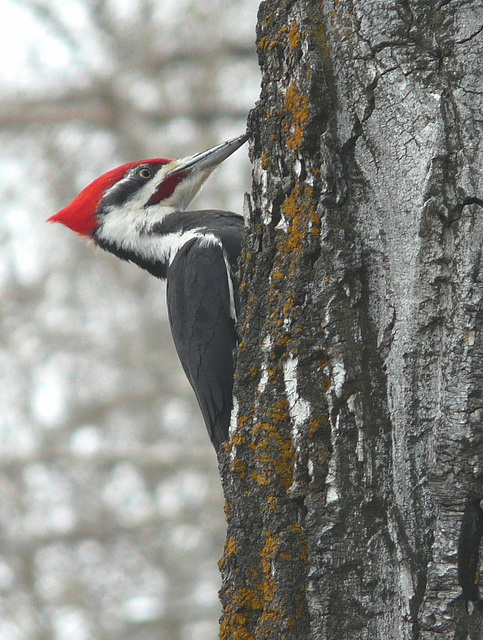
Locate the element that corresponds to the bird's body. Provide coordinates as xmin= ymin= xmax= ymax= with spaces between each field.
xmin=48 ymin=135 xmax=248 ymax=451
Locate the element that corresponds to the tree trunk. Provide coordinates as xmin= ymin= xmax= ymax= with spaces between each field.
xmin=218 ymin=1 xmax=483 ymax=639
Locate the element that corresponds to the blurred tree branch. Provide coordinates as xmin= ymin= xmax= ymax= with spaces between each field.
xmin=0 ymin=88 xmax=250 ymax=128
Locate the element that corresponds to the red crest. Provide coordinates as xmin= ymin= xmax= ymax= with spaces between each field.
xmin=47 ymin=159 xmax=171 ymax=236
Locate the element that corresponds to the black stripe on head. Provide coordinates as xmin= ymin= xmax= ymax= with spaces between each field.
xmin=99 ymin=163 xmax=166 ymax=212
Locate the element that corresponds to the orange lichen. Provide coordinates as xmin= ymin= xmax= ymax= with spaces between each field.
xmin=223 ymin=500 xmax=231 ymax=521
xmin=224 ymin=536 xmax=237 ymax=557
xmin=251 ymin=470 xmax=270 ymax=486
xmin=284 ymin=83 xmax=310 ymax=150
xmin=266 ymin=367 xmax=278 ymax=382
xmin=282 ymin=293 xmax=295 ymax=318
xmin=249 ymin=367 xmax=259 ymax=380
xmin=288 ymin=18 xmax=300 ymax=50
xmin=266 ymin=181 xmax=317 ymax=289
xmin=219 ymin=612 xmax=254 ymax=640
xmin=251 ymin=411 xmax=294 ymax=492
xmin=220 ymin=519 xmax=309 ymax=639
xmin=308 ymin=419 xmax=320 ymax=438
xmin=266 ymin=398 xmax=290 ymax=424
xmin=274 ymin=334 xmax=291 ymax=350
xmin=237 ymin=415 xmax=250 ymax=430
xmin=232 ymin=457 xmax=247 ymax=478
xmin=233 ymin=588 xmax=264 ymax=610
xmin=260 ymin=532 xmax=278 ymax=602
xmin=267 ymin=495 xmax=278 ymax=513
xmin=272 ymin=269 xmax=284 ymax=281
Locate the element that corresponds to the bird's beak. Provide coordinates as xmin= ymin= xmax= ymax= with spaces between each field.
xmin=144 ymin=133 xmax=248 ymax=210
xmin=166 ymin=134 xmax=249 ymax=177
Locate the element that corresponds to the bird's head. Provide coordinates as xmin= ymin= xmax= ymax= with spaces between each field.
xmin=48 ymin=134 xmax=248 ymax=238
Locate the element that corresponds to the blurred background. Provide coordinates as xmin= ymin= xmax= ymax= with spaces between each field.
xmin=0 ymin=1 xmax=258 ymax=638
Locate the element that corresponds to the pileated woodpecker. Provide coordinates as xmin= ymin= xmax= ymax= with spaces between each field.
xmin=48 ymin=134 xmax=248 ymax=451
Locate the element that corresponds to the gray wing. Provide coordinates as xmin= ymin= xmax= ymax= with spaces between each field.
xmin=166 ymin=237 xmax=238 ymax=450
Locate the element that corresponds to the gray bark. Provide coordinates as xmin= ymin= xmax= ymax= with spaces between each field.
xmin=219 ymin=1 xmax=483 ymax=638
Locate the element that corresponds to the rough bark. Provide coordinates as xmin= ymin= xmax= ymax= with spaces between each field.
xmin=219 ymin=1 xmax=483 ymax=639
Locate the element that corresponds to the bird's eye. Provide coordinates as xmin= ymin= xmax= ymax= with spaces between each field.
xmin=138 ymin=167 xmax=152 ymax=180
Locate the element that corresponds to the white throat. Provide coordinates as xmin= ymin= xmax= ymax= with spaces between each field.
xmin=96 ymin=202 xmax=222 ymax=269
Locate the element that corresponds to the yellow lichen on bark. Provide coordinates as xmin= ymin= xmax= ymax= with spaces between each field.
xmin=288 ymin=17 xmax=300 ymax=50
xmin=250 ymin=407 xmax=295 ymax=492
xmin=259 ymin=531 xmax=278 ymax=602
xmin=278 ymin=183 xmax=317 ymax=273
xmin=232 ymin=457 xmax=248 ymax=478
xmin=284 ymin=83 xmax=310 ymax=150
xmin=219 ymin=527 xmax=298 ymax=640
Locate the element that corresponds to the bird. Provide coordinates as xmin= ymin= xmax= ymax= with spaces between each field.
xmin=48 ymin=134 xmax=248 ymax=452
